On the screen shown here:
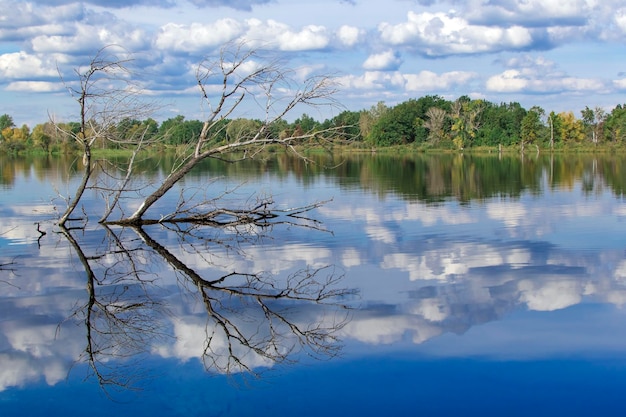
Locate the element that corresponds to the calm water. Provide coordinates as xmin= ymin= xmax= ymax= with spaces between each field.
xmin=1 ymin=152 xmax=626 ymax=416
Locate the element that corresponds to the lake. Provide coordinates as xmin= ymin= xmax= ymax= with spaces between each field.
xmin=1 ymin=151 xmax=626 ymax=416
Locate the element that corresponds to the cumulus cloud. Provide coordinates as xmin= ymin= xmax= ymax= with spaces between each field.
xmin=464 ymin=0 xmax=591 ymax=26
xmin=338 ymin=68 xmax=476 ymax=95
xmin=487 ymin=55 xmax=606 ymax=94
xmin=613 ymin=78 xmax=626 ymax=90
xmin=615 ymin=10 xmax=626 ymax=33
xmin=1 ymin=0 xmax=625 ymax=122
xmin=487 ymin=69 xmax=605 ymax=94
xmin=337 ymin=71 xmax=404 ymax=92
xmin=363 ymin=50 xmax=402 ymax=71
xmin=379 ymin=11 xmax=534 ymax=56
xmin=0 ymin=52 xmax=57 ymax=79
xmin=336 ymin=25 xmax=363 ymax=48
xmin=404 ymin=70 xmax=477 ymax=92
xmin=15 ymin=0 xmax=175 ymax=7
xmin=31 ymin=20 xmax=149 ymax=56
xmin=0 ymin=1 xmax=86 ymax=32
xmin=155 ymin=19 xmax=244 ymax=53
xmin=5 ymin=81 xmax=62 ymax=92
xmin=159 ymin=18 xmax=332 ymax=52
xmin=188 ymin=0 xmax=272 ymax=10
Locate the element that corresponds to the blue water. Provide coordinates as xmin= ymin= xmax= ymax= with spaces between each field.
xmin=2 ymin=154 xmax=626 ymax=416
xmin=4 ymin=354 xmax=626 ymax=416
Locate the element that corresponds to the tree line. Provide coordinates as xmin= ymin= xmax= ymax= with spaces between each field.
xmin=2 ymin=95 xmax=626 ymax=154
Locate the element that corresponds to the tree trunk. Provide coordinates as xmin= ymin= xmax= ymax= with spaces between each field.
xmin=59 ymin=149 xmax=91 ymax=226
xmin=121 ymin=154 xmax=206 ymax=224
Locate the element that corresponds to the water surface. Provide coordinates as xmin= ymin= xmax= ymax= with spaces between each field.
xmin=1 ymin=152 xmax=626 ymax=416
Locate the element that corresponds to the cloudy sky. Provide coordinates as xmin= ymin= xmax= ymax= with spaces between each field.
xmin=1 ymin=0 xmax=626 ymax=127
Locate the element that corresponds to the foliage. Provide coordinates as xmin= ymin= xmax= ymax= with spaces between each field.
xmin=520 ymin=106 xmax=544 ymax=149
xmin=477 ymin=101 xmax=526 ymax=146
xmin=603 ymin=104 xmax=626 ymax=143
xmin=558 ymin=111 xmax=586 ymax=143
xmin=368 ymin=95 xmax=449 ymax=146
xmin=7 ymin=90 xmax=626 ymax=155
xmin=450 ymin=97 xmax=484 ymax=149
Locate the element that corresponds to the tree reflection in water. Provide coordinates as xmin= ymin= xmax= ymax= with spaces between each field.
xmin=56 ymin=217 xmax=354 ymax=393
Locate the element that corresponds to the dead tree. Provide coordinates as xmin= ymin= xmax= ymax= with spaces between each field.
xmin=55 ymin=45 xmax=159 ymax=227
xmin=116 ymin=43 xmax=341 ymax=225
xmin=56 ymin=42 xmax=342 ymax=227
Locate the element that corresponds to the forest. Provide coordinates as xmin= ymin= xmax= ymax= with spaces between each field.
xmin=2 ymin=94 xmax=626 ymax=154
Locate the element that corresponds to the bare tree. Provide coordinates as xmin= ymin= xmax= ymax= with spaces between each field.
xmin=423 ymin=107 xmax=448 ymax=145
xmin=56 ymin=45 xmax=158 ymax=227
xmin=56 ymin=42 xmax=342 ymax=227
xmin=116 ymin=42 xmax=341 ymax=225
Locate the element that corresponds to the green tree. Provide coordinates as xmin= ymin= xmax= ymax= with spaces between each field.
xmin=581 ymin=106 xmax=606 ymax=145
xmin=368 ymin=96 xmax=449 ymax=146
xmin=359 ymin=101 xmax=388 ymax=144
xmin=292 ymin=113 xmax=320 ymax=135
xmin=477 ymin=101 xmax=526 ymax=146
xmin=322 ymin=110 xmax=361 ymax=141
xmin=0 ymin=114 xmax=15 ymax=141
xmin=520 ymin=106 xmax=544 ymax=151
xmin=604 ymin=104 xmax=626 ymax=143
xmin=226 ymin=118 xmax=262 ymax=142
xmin=159 ymin=116 xmax=205 ymax=145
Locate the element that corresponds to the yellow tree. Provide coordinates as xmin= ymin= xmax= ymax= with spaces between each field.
xmin=32 ymin=122 xmax=56 ymax=152
xmin=558 ymin=111 xmax=585 ymax=143
xmin=450 ymin=98 xmax=483 ymax=149
xmin=2 ymin=125 xmax=30 ymax=144
xmin=359 ymin=101 xmax=388 ymax=144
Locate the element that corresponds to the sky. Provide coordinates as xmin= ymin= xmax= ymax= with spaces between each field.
xmin=1 ymin=0 xmax=626 ymax=127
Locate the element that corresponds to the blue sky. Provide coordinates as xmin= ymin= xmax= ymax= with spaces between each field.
xmin=1 ymin=0 xmax=626 ymax=127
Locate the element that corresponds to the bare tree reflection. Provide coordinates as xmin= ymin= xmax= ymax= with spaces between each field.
xmin=56 ymin=215 xmax=354 ymax=391
xmin=134 ymin=226 xmax=352 ymax=374
xmin=58 ymin=226 xmax=168 ymax=393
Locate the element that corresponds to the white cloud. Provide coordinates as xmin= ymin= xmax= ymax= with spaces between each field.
xmin=337 ymin=71 xmax=405 ymax=91
xmin=378 ymin=11 xmax=534 ymax=56
xmin=487 ymin=66 xmax=606 ymax=94
xmin=0 ymin=52 xmax=57 ymax=79
xmin=363 ymin=50 xmax=402 ymax=71
xmin=1 ymin=0 xmax=626 ymax=124
xmin=613 ymin=78 xmax=626 ymax=90
xmin=615 ymin=10 xmax=626 ymax=33
xmin=336 ymin=25 xmax=363 ymax=47
xmin=243 ymin=19 xmax=330 ymax=51
xmin=5 ymin=81 xmax=62 ymax=92
xmin=404 ymin=70 xmax=477 ymax=92
xmin=465 ymin=0 xmax=592 ymax=25
xmin=279 ymin=24 xmax=329 ymax=51
xmin=31 ymin=22 xmax=148 ymax=54
xmin=155 ymin=19 xmax=244 ymax=52
xmin=338 ymin=69 xmax=476 ymax=94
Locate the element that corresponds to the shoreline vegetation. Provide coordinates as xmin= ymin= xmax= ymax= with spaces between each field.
xmin=2 ymin=94 xmax=626 ymax=157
